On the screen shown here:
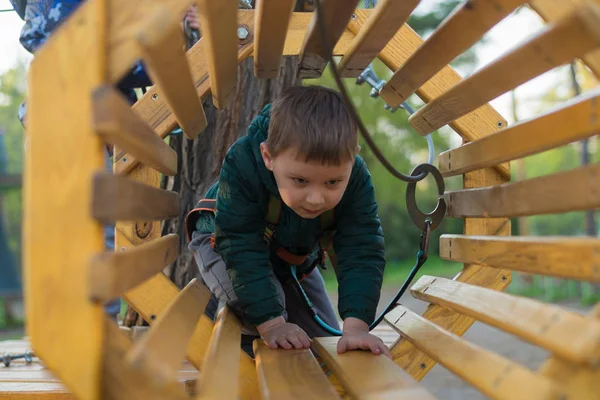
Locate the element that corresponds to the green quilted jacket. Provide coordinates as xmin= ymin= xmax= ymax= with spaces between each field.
xmin=192 ymin=105 xmax=385 ymax=326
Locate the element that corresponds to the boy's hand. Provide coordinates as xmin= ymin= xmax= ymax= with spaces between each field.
xmin=257 ymin=316 xmax=312 ymax=350
xmin=338 ymin=317 xmax=391 ymax=357
xmin=183 ymin=5 xmax=199 ymax=30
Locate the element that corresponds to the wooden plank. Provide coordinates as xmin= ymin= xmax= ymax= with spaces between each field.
xmin=337 ymin=0 xmax=419 ymax=78
xmin=88 ymin=234 xmax=179 ymax=302
xmin=411 ymin=275 xmax=600 ymax=365
xmin=120 ymin=268 xmax=261 ymax=399
xmin=0 ymin=383 xmax=72 ymax=399
xmin=409 ymin=3 xmax=600 ymax=135
xmin=312 ymin=337 xmax=435 ymax=400
xmin=253 ymin=0 xmax=296 ymax=78
xmin=91 ymin=172 xmax=179 ymax=223
xmin=439 ymin=90 xmax=600 ymax=177
xmin=92 ymin=86 xmax=177 ymax=176
xmin=195 ymin=307 xmax=242 ymax=400
xmin=529 ymin=0 xmax=600 ymax=77
xmin=347 ymin=11 xmax=510 ymax=180
xmin=253 ymin=340 xmax=341 ymax=400
xmin=298 ymin=0 xmax=361 ymax=78
xmin=126 ymin=279 xmax=210 ymax=383
xmin=440 ymin=235 xmax=600 ymax=282
xmin=444 ymin=163 xmax=600 ymax=218
xmin=137 ymin=6 xmax=207 ymax=139
xmin=196 ymin=0 xmax=238 ymax=109
xmin=107 ymin=0 xmax=196 ymax=83
xmin=538 ymin=305 xmax=600 ymax=400
xmin=381 ymin=0 xmax=526 ymax=106
xmin=101 ymin=318 xmax=188 ymax=400
xmin=385 ymin=306 xmax=563 ymax=400
xmin=24 ymin=1 xmax=106 ymax=398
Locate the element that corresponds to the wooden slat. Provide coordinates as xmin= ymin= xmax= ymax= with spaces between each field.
xmin=24 ymin=1 xmax=106 ymax=398
xmin=136 ymin=7 xmax=207 ymax=140
xmin=347 ymin=11 xmax=511 ymax=180
xmin=538 ymin=305 xmax=600 ymax=400
xmin=0 ymin=383 xmax=72 ymax=399
xmin=440 ymin=235 xmax=600 ymax=282
xmin=91 ymin=172 xmax=179 ymax=223
xmin=530 ymin=0 xmax=600 ymax=77
xmin=102 ymin=317 xmax=188 ymax=400
xmin=439 ymin=90 xmax=600 ymax=177
xmin=119 ymin=266 xmax=261 ymax=399
xmin=385 ymin=306 xmax=563 ymax=400
xmin=380 ymin=0 xmax=526 ymax=106
xmin=445 ymin=163 xmax=600 ymax=218
xmin=312 ymin=337 xmax=436 ymax=400
xmin=107 ymin=0 xmax=196 ymax=83
xmin=411 ymin=275 xmax=600 ymax=365
xmin=409 ymin=3 xmax=600 ymax=135
xmin=92 ymin=86 xmax=177 ymax=176
xmin=337 ymin=0 xmax=419 ymax=77
xmin=346 ymin=10 xmax=513 ymax=378
xmin=253 ymin=340 xmax=340 ymax=400
xmin=298 ymin=0 xmax=360 ymax=78
xmin=196 ymin=0 xmax=238 ymax=109
xmin=195 ymin=307 xmax=242 ymax=400
xmin=88 ymin=234 xmax=179 ymax=302
xmin=126 ymin=279 xmax=210 ymax=383
xmin=254 ymin=0 xmax=296 ymax=78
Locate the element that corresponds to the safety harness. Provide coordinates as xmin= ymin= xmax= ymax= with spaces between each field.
xmin=185 ymin=195 xmax=338 ymax=280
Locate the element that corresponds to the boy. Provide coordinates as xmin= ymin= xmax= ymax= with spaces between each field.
xmin=187 ymin=86 xmax=389 ymax=356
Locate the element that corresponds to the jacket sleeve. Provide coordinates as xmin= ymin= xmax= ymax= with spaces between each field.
xmin=333 ymin=156 xmax=385 ymax=325
xmin=214 ymin=144 xmax=284 ymax=326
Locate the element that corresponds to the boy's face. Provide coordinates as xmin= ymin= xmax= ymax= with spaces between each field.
xmin=261 ymin=144 xmax=353 ymax=219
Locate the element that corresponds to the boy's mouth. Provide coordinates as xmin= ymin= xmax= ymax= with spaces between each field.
xmin=301 ymin=208 xmax=322 ymax=217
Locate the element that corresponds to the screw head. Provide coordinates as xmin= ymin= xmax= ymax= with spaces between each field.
xmin=152 ymin=93 xmax=158 ymax=100
xmin=237 ymin=27 xmax=249 ymax=40
xmin=122 ymin=157 xmax=128 ymax=163
xmin=351 ymin=14 xmax=357 ymax=20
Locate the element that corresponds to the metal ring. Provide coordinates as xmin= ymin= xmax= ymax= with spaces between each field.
xmin=406 ymin=164 xmax=447 ymax=231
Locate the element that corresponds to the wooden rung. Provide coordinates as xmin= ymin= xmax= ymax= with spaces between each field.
xmin=411 ymin=275 xmax=600 ymax=365
xmin=439 ymin=90 xmax=600 ymax=177
xmin=380 ymin=0 xmax=526 ymax=107
xmin=298 ymin=0 xmax=360 ymax=78
xmin=126 ymin=279 xmax=211 ymax=383
xmin=408 ymin=3 xmax=600 ymax=135
xmin=88 ymin=234 xmax=179 ymax=302
xmin=312 ymin=337 xmax=436 ymax=400
xmin=196 ymin=0 xmax=238 ymax=109
xmin=254 ymin=0 xmax=296 ymax=79
xmin=196 ymin=307 xmax=242 ymax=400
xmin=92 ymin=86 xmax=177 ymax=176
xmin=137 ymin=7 xmax=207 ymax=139
xmin=253 ymin=340 xmax=341 ymax=400
xmin=385 ymin=306 xmax=563 ymax=400
xmin=337 ymin=0 xmax=419 ymax=78
xmin=91 ymin=172 xmax=179 ymax=224
xmin=440 ymin=235 xmax=600 ymax=283
xmin=445 ymin=163 xmax=600 ymax=218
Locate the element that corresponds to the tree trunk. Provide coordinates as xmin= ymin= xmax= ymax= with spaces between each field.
xmin=163 ymin=56 xmax=301 ymax=289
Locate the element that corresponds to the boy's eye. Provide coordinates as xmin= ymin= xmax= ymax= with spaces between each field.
xmin=294 ymin=178 xmax=308 ymax=184
xmin=326 ymin=180 xmax=339 ymax=186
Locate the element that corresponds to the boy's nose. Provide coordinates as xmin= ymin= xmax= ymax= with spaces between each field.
xmin=306 ymin=191 xmax=325 ymax=206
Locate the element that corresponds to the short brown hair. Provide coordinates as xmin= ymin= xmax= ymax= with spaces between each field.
xmin=267 ymin=85 xmax=358 ymax=165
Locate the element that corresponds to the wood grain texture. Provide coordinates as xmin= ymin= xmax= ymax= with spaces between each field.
xmin=385 ymin=307 xmax=564 ymax=400
xmin=439 ymin=91 xmax=600 ymax=176
xmin=409 ymin=2 xmax=600 ymax=135
xmin=312 ymin=337 xmax=436 ymax=400
xmin=24 ymin=1 xmax=106 ymax=398
xmin=411 ymin=275 xmax=600 ymax=365
xmin=337 ymin=0 xmax=419 ymax=77
xmin=444 ymin=163 xmax=600 ymax=218
xmin=440 ymin=235 xmax=600 ymax=282
xmin=381 ymin=0 xmax=526 ymax=105
xmin=88 ymin=234 xmax=179 ymax=302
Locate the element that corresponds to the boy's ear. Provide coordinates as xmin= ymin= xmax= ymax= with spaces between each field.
xmin=260 ymin=142 xmax=274 ymax=171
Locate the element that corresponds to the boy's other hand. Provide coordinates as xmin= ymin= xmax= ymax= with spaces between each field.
xmin=184 ymin=5 xmax=199 ymax=30
xmin=338 ymin=317 xmax=391 ymax=357
xmin=257 ymin=316 xmax=312 ymax=350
